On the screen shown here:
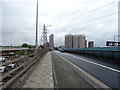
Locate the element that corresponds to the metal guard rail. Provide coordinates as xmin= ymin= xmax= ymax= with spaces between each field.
xmin=64 ymin=47 xmax=120 ymax=62
xmin=2 ymin=48 xmax=50 ymax=89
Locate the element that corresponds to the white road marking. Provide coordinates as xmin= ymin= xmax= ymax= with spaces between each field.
xmin=64 ymin=53 xmax=120 ymax=73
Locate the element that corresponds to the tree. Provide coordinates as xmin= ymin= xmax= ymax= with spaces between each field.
xmin=21 ymin=43 xmax=29 ymax=48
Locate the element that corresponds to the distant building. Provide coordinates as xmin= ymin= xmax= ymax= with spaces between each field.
xmin=65 ymin=34 xmax=86 ymax=48
xmin=43 ymin=42 xmax=49 ymax=48
xmin=88 ymin=41 xmax=94 ymax=48
xmin=65 ymin=34 xmax=73 ymax=48
xmin=73 ymin=35 xmax=79 ymax=48
xmin=78 ymin=35 xmax=86 ymax=48
xmin=85 ymin=40 xmax=87 ymax=48
xmin=49 ymin=34 xmax=54 ymax=48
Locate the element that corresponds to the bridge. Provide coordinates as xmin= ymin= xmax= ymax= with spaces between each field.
xmin=0 ymin=47 xmax=120 ymax=90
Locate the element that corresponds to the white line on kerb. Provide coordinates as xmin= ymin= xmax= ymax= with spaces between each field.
xmin=66 ymin=53 xmax=120 ymax=73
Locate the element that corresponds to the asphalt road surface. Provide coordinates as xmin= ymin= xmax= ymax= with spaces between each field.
xmin=51 ymin=52 xmax=94 ymax=88
xmin=55 ymin=51 xmax=120 ymax=89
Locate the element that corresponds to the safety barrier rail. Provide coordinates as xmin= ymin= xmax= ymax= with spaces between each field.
xmin=64 ymin=47 xmax=120 ymax=62
xmin=1 ymin=48 xmax=50 ymax=89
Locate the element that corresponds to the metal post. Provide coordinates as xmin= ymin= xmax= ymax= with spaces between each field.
xmin=34 ymin=0 xmax=38 ymax=56
xmin=24 ymin=50 xmax=27 ymax=56
xmin=114 ymin=35 xmax=117 ymax=42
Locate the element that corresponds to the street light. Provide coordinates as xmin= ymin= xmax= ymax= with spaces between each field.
xmin=34 ymin=0 xmax=38 ymax=57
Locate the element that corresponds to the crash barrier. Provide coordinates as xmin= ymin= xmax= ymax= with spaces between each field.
xmin=64 ymin=47 xmax=120 ymax=62
xmin=1 ymin=48 xmax=50 ymax=89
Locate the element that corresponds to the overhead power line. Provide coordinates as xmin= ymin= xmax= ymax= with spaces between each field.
xmin=53 ymin=11 xmax=118 ymax=30
xmin=53 ymin=0 xmax=102 ymax=22
xmin=72 ymin=12 xmax=118 ymax=26
xmin=53 ymin=1 xmax=117 ymax=26
xmin=52 ymin=19 xmax=117 ymax=33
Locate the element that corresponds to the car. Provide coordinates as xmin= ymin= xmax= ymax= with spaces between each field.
xmin=7 ymin=64 xmax=16 ymax=69
xmin=59 ymin=48 xmax=64 ymax=53
xmin=0 ymin=66 xmax=7 ymax=73
xmin=0 ymin=57 xmax=6 ymax=62
xmin=0 ymin=57 xmax=9 ymax=62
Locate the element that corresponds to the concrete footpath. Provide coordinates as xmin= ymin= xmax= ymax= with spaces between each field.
xmin=23 ymin=52 xmax=54 ymax=88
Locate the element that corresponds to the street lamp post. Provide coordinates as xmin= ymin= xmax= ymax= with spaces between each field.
xmin=34 ymin=0 xmax=38 ymax=56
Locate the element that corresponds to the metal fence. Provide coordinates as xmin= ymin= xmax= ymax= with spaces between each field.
xmin=1 ymin=48 xmax=50 ymax=89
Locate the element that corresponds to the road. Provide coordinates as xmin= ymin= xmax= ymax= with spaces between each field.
xmin=51 ymin=51 xmax=94 ymax=88
xmin=55 ymin=51 xmax=120 ymax=89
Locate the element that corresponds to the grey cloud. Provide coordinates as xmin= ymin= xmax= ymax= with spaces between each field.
xmin=2 ymin=0 xmax=118 ymax=47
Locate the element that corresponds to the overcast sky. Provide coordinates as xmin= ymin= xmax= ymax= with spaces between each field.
xmin=1 ymin=0 xmax=119 ymax=47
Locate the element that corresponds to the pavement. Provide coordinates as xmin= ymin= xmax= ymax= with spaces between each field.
xmin=23 ymin=52 xmax=54 ymax=88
